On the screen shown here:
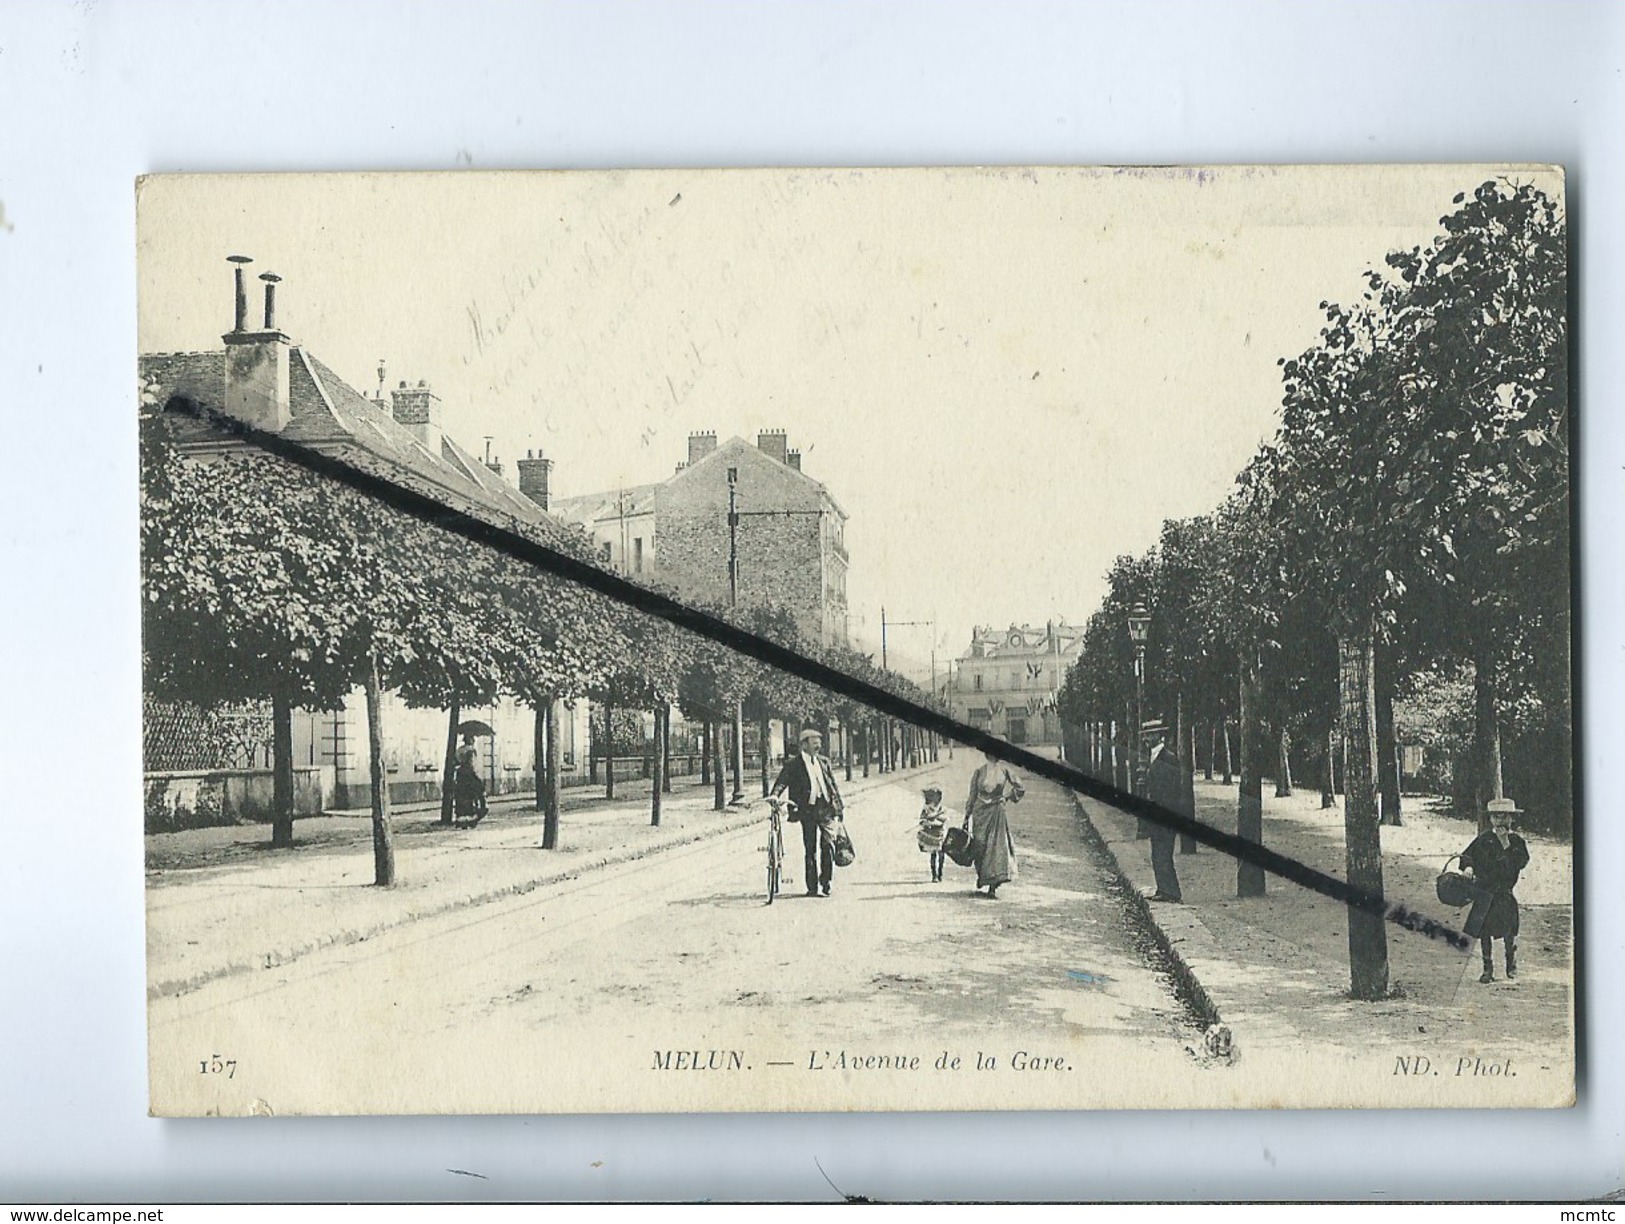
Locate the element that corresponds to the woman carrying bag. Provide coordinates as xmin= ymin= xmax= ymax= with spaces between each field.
xmin=963 ymin=749 xmax=1024 ymax=899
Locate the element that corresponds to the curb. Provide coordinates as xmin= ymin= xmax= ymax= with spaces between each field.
xmin=1068 ymin=792 xmax=1222 ymax=1031
xmin=149 ymin=763 xmax=937 ymax=1001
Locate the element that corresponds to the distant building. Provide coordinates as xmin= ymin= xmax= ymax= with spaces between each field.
xmin=949 ymin=621 xmax=1083 ymax=747
xmin=554 ymin=429 xmax=850 ymax=647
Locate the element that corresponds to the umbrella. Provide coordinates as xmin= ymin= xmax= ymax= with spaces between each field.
xmin=457 ymin=719 xmax=496 ymax=738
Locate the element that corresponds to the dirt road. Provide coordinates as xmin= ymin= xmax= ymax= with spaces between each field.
xmin=149 ymin=756 xmax=1203 ymax=1115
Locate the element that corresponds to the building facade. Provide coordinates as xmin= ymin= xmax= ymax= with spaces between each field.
xmin=948 ymin=621 xmax=1082 ymax=747
xmin=554 ymin=429 xmax=850 ymax=647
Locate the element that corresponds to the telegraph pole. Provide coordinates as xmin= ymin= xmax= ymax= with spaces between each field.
xmin=724 ymin=467 xmax=825 ymax=797
xmin=885 ymin=611 xmax=934 ymax=769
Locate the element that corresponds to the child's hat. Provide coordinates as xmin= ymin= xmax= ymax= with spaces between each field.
xmin=921 ymin=786 xmax=943 ymax=800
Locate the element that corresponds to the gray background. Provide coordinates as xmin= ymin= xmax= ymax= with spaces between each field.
xmin=0 ymin=0 xmax=1619 ymax=1202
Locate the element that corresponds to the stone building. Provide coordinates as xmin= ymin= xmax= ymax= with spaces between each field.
xmin=948 ymin=621 xmax=1083 ymax=747
xmin=554 ymin=429 xmax=850 ymax=647
xmin=141 ymin=257 xmax=590 ymax=817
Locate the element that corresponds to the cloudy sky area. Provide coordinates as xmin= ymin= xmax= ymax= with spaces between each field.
xmin=137 ymin=165 xmax=1552 ymax=683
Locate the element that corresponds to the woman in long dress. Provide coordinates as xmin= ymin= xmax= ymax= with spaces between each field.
xmin=964 ymin=749 xmax=1025 ymax=899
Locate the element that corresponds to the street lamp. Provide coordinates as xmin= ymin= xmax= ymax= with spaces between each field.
xmin=1127 ymin=601 xmax=1151 ymax=796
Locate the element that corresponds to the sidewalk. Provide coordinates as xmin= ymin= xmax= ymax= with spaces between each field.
xmin=1078 ymin=779 xmax=1573 ymax=1060
xmin=145 ymin=764 xmax=932 ymax=1000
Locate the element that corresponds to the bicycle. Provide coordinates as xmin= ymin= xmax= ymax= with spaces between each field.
xmin=765 ymin=796 xmax=793 ymax=904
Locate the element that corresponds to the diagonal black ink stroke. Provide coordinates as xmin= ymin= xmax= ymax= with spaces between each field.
xmin=158 ymin=395 xmax=1472 ymax=952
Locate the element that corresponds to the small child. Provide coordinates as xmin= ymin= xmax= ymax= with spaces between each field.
xmin=917 ymin=786 xmax=950 ymax=882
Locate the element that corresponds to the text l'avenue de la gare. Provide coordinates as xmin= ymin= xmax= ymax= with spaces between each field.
xmin=652 ymin=1049 xmax=1073 ymax=1073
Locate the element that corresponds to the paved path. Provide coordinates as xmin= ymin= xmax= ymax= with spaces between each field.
xmin=147 ymin=758 xmax=1202 ymax=1116
xmin=1081 ymin=777 xmax=1573 ymax=1106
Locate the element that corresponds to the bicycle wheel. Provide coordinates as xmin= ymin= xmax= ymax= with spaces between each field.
xmin=767 ymin=816 xmax=780 ymax=904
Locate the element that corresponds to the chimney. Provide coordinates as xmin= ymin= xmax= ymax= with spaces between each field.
xmin=757 ymin=429 xmax=788 ymax=465
xmin=517 ymin=448 xmax=554 ymax=510
xmin=785 ymin=448 xmax=802 ymax=471
xmin=390 ymin=378 xmax=442 ymax=452
xmin=221 ymin=256 xmax=292 ymax=433
xmin=687 ymin=430 xmax=717 ymax=465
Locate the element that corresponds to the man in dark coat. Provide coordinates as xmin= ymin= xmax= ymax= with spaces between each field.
xmin=1460 ymin=797 xmax=1531 ymax=982
xmin=770 ymin=727 xmax=845 ymax=897
xmin=1142 ymin=721 xmax=1183 ymax=903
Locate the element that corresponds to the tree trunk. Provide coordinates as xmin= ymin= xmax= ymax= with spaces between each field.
xmin=1376 ymin=645 xmax=1402 ymax=827
xmin=1339 ymin=621 xmax=1391 ymax=1001
xmin=363 ymin=652 xmax=397 ymax=888
xmin=1237 ymin=657 xmax=1265 ymax=898
xmin=711 ymin=710 xmax=727 ymax=810
xmin=533 ymin=703 xmax=547 ymax=811
xmin=1473 ymin=643 xmax=1503 ymax=831
xmin=603 ymin=701 xmax=616 ymax=800
xmin=542 ymin=698 xmax=561 ymax=849
xmin=1111 ymin=718 xmax=1121 ymax=789
xmin=700 ymin=718 xmax=711 ymax=785
xmin=270 ymin=690 xmax=295 ymax=848
xmin=843 ymin=720 xmax=854 ymax=781
xmin=1220 ymin=710 xmax=1234 ymax=785
xmin=1176 ymin=691 xmax=1197 ymax=853
xmin=1275 ymin=727 xmax=1293 ymax=798
xmin=441 ymin=698 xmax=460 ymax=825
xmin=651 ymin=704 xmax=666 ymax=826
xmin=1182 ymin=701 xmax=1198 ymax=854
xmin=729 ymin=701 xmax=745 ymax=803
xmin=861 ymin=721 xmax=870 ymax=777
xmin=1205 ymin=722 xmax=1215 ymax=782
xmin=662 ymin=705 xmax=674 ymax=793
xmin=1321 ymin=724 xmax=1337 ymax=809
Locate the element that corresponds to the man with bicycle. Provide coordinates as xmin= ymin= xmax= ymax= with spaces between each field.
xmin=770 ymin=727 xmax=844 ymax=898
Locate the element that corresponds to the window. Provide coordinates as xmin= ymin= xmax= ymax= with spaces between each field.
xmin=633 ymin=537 xmax=644 ymax=574
xmin=973 ymin=673 xmax=983 ymax=692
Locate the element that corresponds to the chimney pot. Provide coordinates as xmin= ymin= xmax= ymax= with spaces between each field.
xmin=257 ymin=272 xmax=282 ymax=331
xmin=687 ymin=429 xmax=719 ymax=466
xmin=757 ymin=429 xmax=788 ymax=465
xmin=227 ymin=255 xmax=253 ymax=332
xmin=517 ymin=449 xmax=554 ymax=511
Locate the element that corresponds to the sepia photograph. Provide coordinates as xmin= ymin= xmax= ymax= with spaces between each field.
xmin=137 ymin=165 xmax=1572 ymax=1116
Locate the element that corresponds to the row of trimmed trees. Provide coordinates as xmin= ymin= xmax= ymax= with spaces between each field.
xmin=1058 ymin=179 xmax=1569 ymax=1000
xmin=141 ymin=393 xmax=942 ymax=887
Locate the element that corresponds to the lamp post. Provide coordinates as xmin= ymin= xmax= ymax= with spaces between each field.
xmin=1127 ymin=601 xmax=1151 ymax=796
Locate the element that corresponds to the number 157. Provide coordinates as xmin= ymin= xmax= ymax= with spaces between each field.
xmin=199 ymin=1055 xmax=236 ymax=1079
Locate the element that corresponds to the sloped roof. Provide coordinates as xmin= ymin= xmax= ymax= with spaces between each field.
xmin=964 ymin=622 xmax=1085 ymax=659
xmin=562 ymin=435 xmax=849 ymax=524
xmin=551 ymin=482 xmax=662 ymax=528
xmin=140 ymin=343 xmax=582 ymax=552
xmin=674 ymin=435 xmax=848 ymax=520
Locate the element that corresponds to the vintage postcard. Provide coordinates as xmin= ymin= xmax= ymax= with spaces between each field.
xmin=138 ymin=166 xmax=1573 ymax=1114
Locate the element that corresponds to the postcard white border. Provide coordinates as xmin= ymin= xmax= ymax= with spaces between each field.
xmin=1 ymin=0 xmax=1620 ymax=1202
